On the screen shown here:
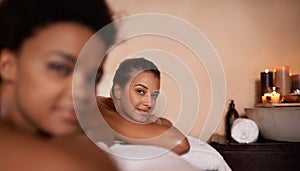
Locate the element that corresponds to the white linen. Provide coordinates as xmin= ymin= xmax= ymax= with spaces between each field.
xmin=109 ymin=144 xmax=199 ymax=171
xmin=231 ymin=118 xmax=259 ymax=144
xmin=181 ymin=136 xmax=231 ymax=171
xmin=97 ymin=136 xmax=231 ymax=171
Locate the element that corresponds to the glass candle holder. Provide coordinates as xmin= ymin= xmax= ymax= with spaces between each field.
xmin=262 ymin=87 xmax=280 ymax=103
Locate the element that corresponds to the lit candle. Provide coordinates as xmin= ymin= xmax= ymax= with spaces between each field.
xmin=262 ymin=90 xmax=280 ymax=103
xmin=271 ymin=93 xmax=280 ymax=103
xmin=262 ymin=95 xmax=268 ymax=103
xmin=260 ymin=69 xmax=273 ymax=96
xmin=274 ymin=66 xmax=291 ymax=96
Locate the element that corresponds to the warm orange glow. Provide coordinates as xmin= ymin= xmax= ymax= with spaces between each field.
xmin=262 ymin=91 xmax=280 ymax=103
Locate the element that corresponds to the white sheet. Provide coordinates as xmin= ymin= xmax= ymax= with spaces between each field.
xmin=97 ymin=136 xmax=231 ymax=171
xmin=181 ymin=136 xmax=231 ymax=171
xmin=110 ymin=145 xmax=199 ymax=171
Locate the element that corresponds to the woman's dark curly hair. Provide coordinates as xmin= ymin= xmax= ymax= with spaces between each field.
xmin=0 ymin=0 xmax=116 ymax=51
xmin=0 ymin=0 xmax=116 ymax=83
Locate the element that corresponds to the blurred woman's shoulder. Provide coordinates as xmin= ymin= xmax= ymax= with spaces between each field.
xmin=0 ymin=121 xmax=118 ymax=171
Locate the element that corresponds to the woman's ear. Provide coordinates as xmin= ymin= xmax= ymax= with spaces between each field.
xmin=113 ymin=84 xmax=123 ymax=100
xmin=0 ymin=49 xmax=17 ymax=82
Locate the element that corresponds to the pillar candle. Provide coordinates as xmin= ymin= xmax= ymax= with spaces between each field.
xmin=260 ymin=69 xmax=273 ymax=96
xmin=275 ymin=66 xmax=291 ymax=96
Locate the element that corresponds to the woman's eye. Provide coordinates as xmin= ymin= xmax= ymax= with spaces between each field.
xmin=151 ymin=92 xmax=159 ymax=99
xmin=48 ymin=63 xmax=71 ymax=76
xmin=136 ymin=89 xmax=145 ymax=95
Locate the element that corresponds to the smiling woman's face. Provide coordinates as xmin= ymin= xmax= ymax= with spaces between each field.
xmin=7 ymin=22 xmax=102 ymax=136
xmin=117 ymin=72 xmax=160 ymax=123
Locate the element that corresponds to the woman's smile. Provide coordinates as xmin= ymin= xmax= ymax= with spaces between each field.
xmin=137 ymin=108 xmax=151 ymax=115
xmin=52 ymin=106 xmax=78 ymax=121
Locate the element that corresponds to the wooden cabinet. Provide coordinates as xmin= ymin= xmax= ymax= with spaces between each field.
xmin=210 ymin=134 xmax=300 ymax=171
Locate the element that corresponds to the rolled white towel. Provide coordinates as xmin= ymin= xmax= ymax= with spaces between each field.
xmin=231 ymin=118 xmax=259 ymax=143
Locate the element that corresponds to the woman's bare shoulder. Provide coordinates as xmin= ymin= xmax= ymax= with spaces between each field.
xmin=96 ymin=96 xmax=112 ymax=104
xmin=0 ymin=122 xmax=118 ymax=171
xmin=96 ymin=96 xmax=116 ymax=111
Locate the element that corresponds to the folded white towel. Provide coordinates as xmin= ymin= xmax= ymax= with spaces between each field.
xmin=231 ymin=118 xmax=259 ymax=143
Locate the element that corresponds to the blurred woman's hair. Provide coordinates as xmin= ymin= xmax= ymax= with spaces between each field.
xmin=0 ymin=0 xmax=116 ymax=83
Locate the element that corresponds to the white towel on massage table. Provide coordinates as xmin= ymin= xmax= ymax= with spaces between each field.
xmin=181 ymin=136 xmax=231 ymax=171
xmin=97 ymin=136 xmax=231 ymax=171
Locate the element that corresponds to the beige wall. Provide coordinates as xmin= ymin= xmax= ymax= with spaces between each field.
xmin=99 ymin=0 xmax=300 ymax=141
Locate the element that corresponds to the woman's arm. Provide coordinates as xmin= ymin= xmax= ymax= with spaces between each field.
xmin=97 ymin=96 xmax=190 ymax=155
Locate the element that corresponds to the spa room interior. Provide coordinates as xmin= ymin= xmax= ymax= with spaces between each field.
xmin=95 ymin=0 xmax=300 ymax=170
